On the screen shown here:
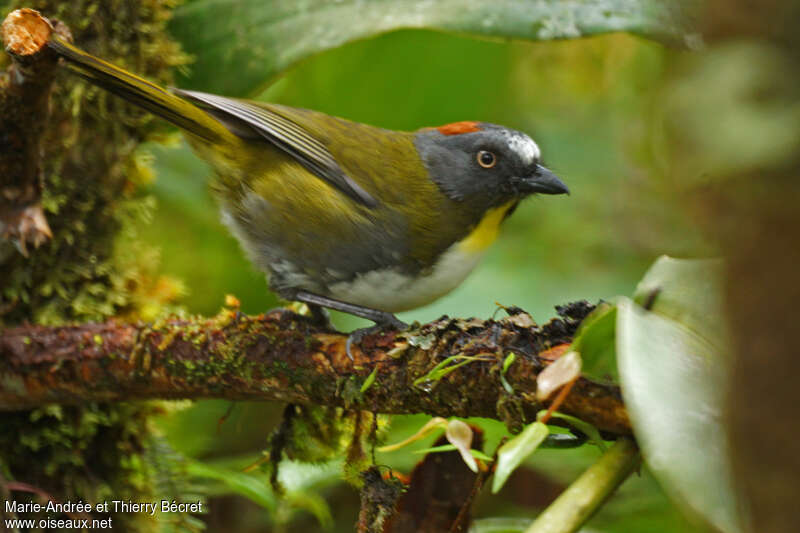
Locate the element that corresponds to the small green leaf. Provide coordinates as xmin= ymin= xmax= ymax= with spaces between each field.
xmin=359 ymin=366 xmax=379 ymax=394
xmin=499 ymin=375 xmax=514 ymax=395
xmin=377 ymin=417 xmax=447 ymax=452
xmin=502 ymin=352 xmax=516 ymax=374
xmin=492 ymin=422 xmax=549 ymax=493
xmin=499 ymin=352 xmax=516 ymax=393
xmin=570 ymin=303 xmax=619 ymax=385
xmin=469 ymin=449 xmax=494 ymax=462
xmin=413 ymin=354 xmax=466 ymax=385
xmin=538 ymin=410 xmax=606 ymax=450
xmin=413 ymin=354 xmax=489 ymax=388
xmin=413 ymin=443 xmax=460 ymax=455
xmin=536 ymin=350 xmax=582 ymax=401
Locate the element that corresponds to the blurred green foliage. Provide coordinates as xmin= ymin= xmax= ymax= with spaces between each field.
xmin=169 ymin=0 xmax=691 ymax=96
xmin=145 ymin=28 xmax=711 ymax=532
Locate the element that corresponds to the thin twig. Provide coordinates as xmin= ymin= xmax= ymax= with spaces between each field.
xmin=524 ymin=437 xmax=640 ymax=533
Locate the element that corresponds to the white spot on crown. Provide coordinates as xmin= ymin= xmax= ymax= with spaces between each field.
xmin=505 ymin=132 xmax=540 ymax=166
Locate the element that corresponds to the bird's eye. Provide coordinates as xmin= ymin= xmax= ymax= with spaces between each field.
xmin=477 ymin=150 xmax=497 ymax=168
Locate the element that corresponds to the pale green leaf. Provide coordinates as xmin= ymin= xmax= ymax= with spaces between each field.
xmin=617 ymin=298 xmax=740 ymax=533
xmin=536 ymin=350 xmax=581 ymax=401
xmin=377 ymin=416 xmax=447 ymax=452
xmin=491 ymin=421 xmax=549 ymax=493
xmin=633 ymin=255 xmax=727 ymax=344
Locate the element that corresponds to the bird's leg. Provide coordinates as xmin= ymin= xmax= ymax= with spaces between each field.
xmin=293 ymin=290 xmax=409 ymax=359
xmin=293 ymin=290 xmax=406 ymax=326
xmin=306 ymin=303 xmax=333 ymax=329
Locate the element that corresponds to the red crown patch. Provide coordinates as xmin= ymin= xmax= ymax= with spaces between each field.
xmin=436 ymin=121 xmax=481 ymax=136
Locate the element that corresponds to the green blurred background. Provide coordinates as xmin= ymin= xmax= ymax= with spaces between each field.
xmin=142 ymin=28 xmax=712 ymax=532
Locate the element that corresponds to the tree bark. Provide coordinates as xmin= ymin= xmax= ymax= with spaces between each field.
xmin=0 ymin=8 xmax=62 ymax=255
xmin=0 ymin=309 xmax=631 ymax=435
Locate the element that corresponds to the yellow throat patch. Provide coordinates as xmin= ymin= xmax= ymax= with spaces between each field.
xmin=457 ymin=201 xmax=517 ymax=254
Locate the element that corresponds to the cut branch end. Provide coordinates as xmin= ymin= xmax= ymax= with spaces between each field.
xmin=2 ymin=9 xmax=53 ymax=57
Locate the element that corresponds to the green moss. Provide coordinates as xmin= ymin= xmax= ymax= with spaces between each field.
xmin=1 ymin=0 xmax=190 ymax=325
xmin=0 ymin=403 xmax=189 ymax=531
xmin=496 ymin=394 xmax=532 ymax=434
xmin=0 ymin=2 xmax=196 ymax=531
xmin=340 ymin=375 xmax=365 ymax=408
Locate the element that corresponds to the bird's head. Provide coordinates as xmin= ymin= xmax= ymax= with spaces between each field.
xmin=414 ymin=121 xmax=568 ymax=210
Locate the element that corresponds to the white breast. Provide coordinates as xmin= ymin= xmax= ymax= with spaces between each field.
xmin=328 ymin=201 xmax=517 ymax=311
xmin=327 ymin=242 xmax=485 ymax=313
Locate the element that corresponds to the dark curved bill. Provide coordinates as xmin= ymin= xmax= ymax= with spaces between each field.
xmin=522 ymin=165 xmax=569 ymax=195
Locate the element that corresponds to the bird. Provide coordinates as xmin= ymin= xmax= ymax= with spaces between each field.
xmin=47 ymin=35 xmax=569 ymax=356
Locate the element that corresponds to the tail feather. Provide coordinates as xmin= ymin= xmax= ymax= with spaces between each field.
xmin=48 ymin=35 xmax=226 ymax=143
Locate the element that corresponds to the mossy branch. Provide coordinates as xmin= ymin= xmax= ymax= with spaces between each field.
xmin=0 ymin=308 xmax=630 ymax=435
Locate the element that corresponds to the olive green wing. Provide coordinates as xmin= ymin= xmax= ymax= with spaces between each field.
xmin=173 ymin=88 xmax=378 ymax=208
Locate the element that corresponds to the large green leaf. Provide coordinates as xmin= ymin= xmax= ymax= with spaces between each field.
xmin=170 ymin=0 xmax=694 ymax=96
xmin=633 ymin=255 xmax=727 ymax=344
xmin=616 ymin=298 xmax=740 ymax=533
xmin=619 ymin=257 xmax=739 ymax=532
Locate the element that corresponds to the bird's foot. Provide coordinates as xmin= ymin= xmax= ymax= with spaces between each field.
xmin=286 ymin=290 xmax=409 ymax=359
xmin=346 ymin=316 xmax=408 ymax=361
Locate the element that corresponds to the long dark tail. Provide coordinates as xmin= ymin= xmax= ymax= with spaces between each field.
xmin=48 ymin=35 xmax=229 ymax=144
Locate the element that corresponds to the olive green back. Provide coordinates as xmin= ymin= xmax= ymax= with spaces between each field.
xmin=195 ymin=104 xmax=483 ymax=284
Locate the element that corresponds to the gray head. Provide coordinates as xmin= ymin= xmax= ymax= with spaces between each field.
xmin=414 ymin=121 xmax=568 ymax=209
